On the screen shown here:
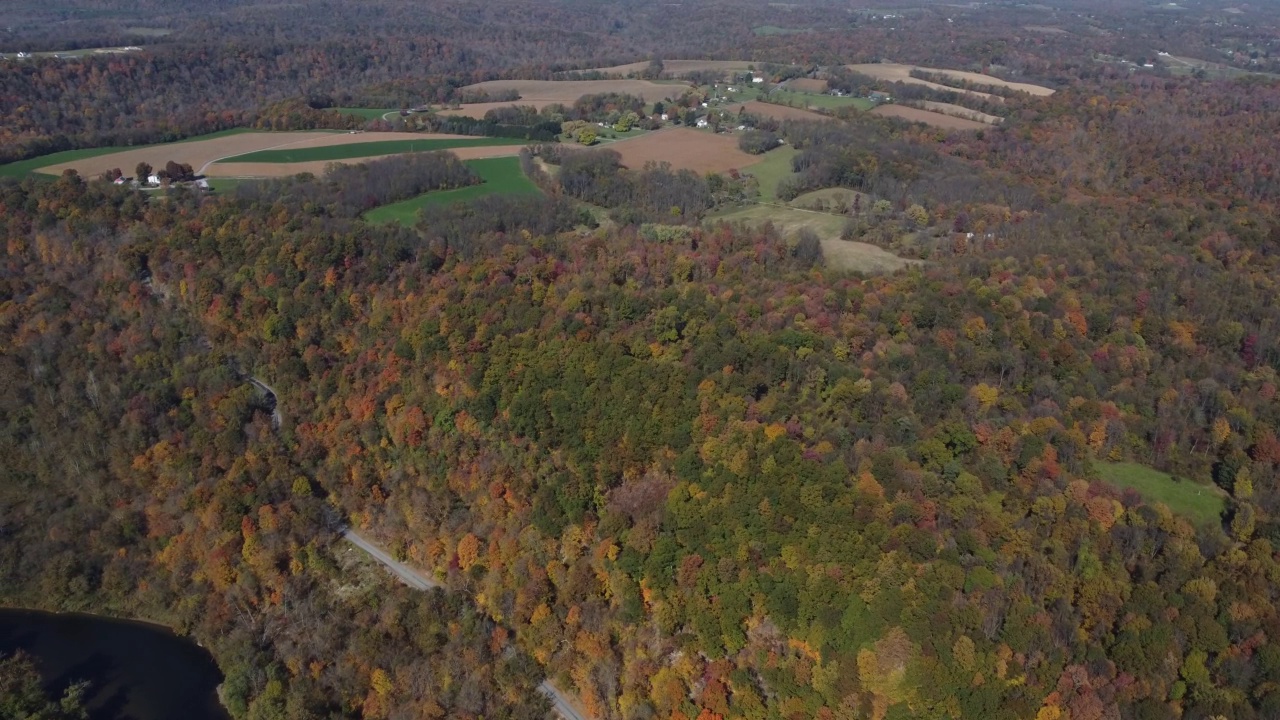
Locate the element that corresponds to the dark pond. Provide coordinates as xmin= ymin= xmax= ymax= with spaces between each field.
xmin=0 ymin=608 xmax=229 ymax=720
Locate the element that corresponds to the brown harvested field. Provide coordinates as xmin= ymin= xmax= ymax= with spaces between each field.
xmin=918 ymin=101 xmax=1002 ymax=125
xmin=599 ymin=128 xmax=763 ymax=174
xmin=870 ymin=105 xmax=990 ymax=131
xmin=36 ymin=131 xmax=482 ymax=177
xmin=738 ymin=100 xmax=830 ymax=122
xmin=785 ymin=78 xmax=829 ymax=93
xmin=586 ymin=59 xmax=756 ymax=76
xmin=205 ymin=144 xmax=525 ymax=179
xmin=1024 ymin=25 xmax=1069 ymax=34
xmin=848 ymin=62 xmax=1054 ymax=97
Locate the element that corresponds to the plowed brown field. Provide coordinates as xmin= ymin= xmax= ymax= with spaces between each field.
xmin=590 ymin=128 xmax=763 ymax=174
xmin=848 ymin=63 xmax=1053 ymax=97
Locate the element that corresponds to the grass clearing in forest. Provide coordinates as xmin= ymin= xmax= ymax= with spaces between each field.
xmin=742 ymin=145 xmax=798 ymax=202
xmin=363 ymin=157 xmax=539 ymax=225
xmin=335 ymin=107 xmax=399 ymax=120
xmin=707 ymin=203 xmax=913 ymax=274
xmin=221 ymin=137 xmax=528 ymax=164
xmin=1095 ymin=461 xmax=1226 ymax=526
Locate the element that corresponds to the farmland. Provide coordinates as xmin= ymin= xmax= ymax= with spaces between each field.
xmin=28 ymin=130 xmax=340 ymax=178
xmin=870 ymin=105 xmax=990 ymax=131
xmin=1095 ymin=461 xmax=1226 ymax=526
xmin=607 ymin=128 xmax=762 ymax=174
xmin=848 ymin=62 xmax=1055 ymax=97
xmin=917 ymin=101 xmax=1002 ymax=125
xmin=364 ymin=157 xmax=539 ymax=225
xmin=0 ymin=129 xmax=256 ymax=177
xmin=207 ymin=144 xmax=526 ymax=179
xmin=219 ymin=136 xmax=527 ymax=164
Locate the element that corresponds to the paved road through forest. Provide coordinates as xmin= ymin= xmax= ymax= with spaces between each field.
xmin=342 ymin=529 xmax=591 ymax=720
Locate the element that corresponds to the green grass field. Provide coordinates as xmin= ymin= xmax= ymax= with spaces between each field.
xmin=220 ymin=137 xmax=528 ymax=164
xmin=363 ymin=157 xmax=539 ymax=225
xmin=0 ymin=129 xmax=255 ymax=178
xmin=335 ymin=107 xmax=398 ymax=120
xmin=742 ymin=146 xmax=797 ymax=202
xmin=1095 ymin=461 xmax=1226 ymax=526
xmin=769 ymin=90 xmax=874 ymax=111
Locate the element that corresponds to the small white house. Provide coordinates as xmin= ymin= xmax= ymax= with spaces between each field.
xmin=696 ymin=118 xmax=709 ymax=128
xmin=727 ymin=87 xmax=736 ymax=92
xmin=736 ymin=125 xmax=746 ymax=131
xmin=147 ymin=174 xmax=161 ymax=185
xmin=196 ymin=179 xmax=210 ymax=189
xmin=660 ymin=113 xmax=669 ymax=121
xmin=752 ymin=76 xmax=765 ymax=83
xmin=701 ymin=102 xmax=708 ymax=108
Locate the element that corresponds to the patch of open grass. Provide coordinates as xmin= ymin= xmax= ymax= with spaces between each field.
xmin=742 ymin=145 xmax=797 ymax=202
xmin=335 ymin=107 xmax=399 ymax=120
xmin=363 ymin=157 xmax=540 ymax=225
xmin=1095 ymin=461 xmax=1226 ymax=526
xmin=706 ymin=203 xmax=913 ymax=274
xmin=0 ymin=129 xmax=254 ymax=178
xmin=768 ymin=90 xmax=874 ymax=111
xmin=219 ymin=137 xmax=527 ymax=164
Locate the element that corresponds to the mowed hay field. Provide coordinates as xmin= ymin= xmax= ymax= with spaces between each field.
xmin=365 ymin=156 xmax=539 ymax=225
xmin=848 ymin=63 xmax=1054 ymax=97
xmin=207 ymin=144 xmax=525 ymax=179
xmin=738 ymin=100 xmax=830 ymax=122
xmin=870 ymin=105 xmax=990 ymax=131
xmin=438 ymin=79 xmax=683 ymax=118
xmin=607 ymin=128 xmax=762 ymax=174
xmin=33 ymin=131 xmax=340 ymax=177
xmin=918 ymin=101 xmax=1003 ymax=125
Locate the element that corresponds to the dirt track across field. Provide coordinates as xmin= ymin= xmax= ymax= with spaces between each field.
xmin=36 ymin=131 xmax=484 ymax=178
xmin=869 ymin=105 xmax=990 ymax=131
xmin=205 ymin=144 xmax=525 ymax=179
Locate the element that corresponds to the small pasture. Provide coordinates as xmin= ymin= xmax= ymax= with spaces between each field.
xmin=742 ymin=145 xmax=798 ymax=202
xmin=363 ymin=156 xmax=539 ymax=225
xmin=1095 ymin=461 xmax=1225 ymax=526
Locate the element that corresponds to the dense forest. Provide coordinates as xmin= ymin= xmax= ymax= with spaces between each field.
xmin=6 ymin=0 xmax=1280 ymax=719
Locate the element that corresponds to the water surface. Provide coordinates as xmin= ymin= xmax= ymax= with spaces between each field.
xmin=0 ymin=608 xmax=228 ymax=720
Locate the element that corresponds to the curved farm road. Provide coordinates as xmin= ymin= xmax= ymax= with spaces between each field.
xmin=343 ymin=529 xmax=593 ymax=720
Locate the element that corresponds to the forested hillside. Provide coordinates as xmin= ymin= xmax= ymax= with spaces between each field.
xmin=5 ymin=1 xmax=1280 ymax=719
